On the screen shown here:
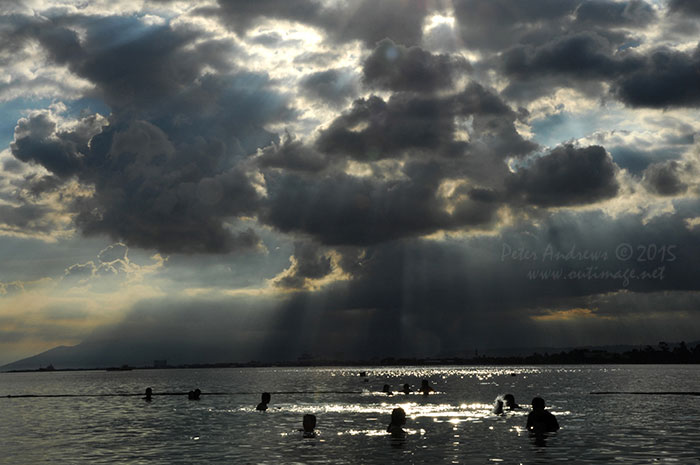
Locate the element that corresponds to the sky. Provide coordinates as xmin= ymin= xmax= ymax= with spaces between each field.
xmin=1 ymin=0 xmax=700 ymax=366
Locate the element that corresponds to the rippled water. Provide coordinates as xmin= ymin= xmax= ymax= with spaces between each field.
xmin=2 ymin=365 xmax=699 ymax=464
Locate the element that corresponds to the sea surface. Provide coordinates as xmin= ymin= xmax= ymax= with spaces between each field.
xmin=2 ymin=365 xmax=699 ymax=464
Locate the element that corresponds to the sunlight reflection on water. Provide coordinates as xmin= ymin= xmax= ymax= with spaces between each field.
xmin=1 ymin=365 xmax=699 ymax=464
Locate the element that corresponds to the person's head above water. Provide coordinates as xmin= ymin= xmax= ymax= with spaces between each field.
xmin=493 ymin=399 xmax=504 ymax=415
xmin=302 ymin=414 xmax=317 ymax=433
xmin=390 ymin=407 xmax=406 ymax=426
xmin=532 ymin=396 xmax=545 ymax=411
xmin=504 ymin=394 xmax=517 ymax=408
xmin=256 ymin=392 xmax=271 ymax=410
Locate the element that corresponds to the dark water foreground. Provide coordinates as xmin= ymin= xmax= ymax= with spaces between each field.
xmin=2 ymin=365 xmax=699 ymax=464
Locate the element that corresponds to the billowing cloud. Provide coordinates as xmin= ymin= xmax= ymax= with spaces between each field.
xmin=6 ymin=16 xmax=292 ymax=253
xmin=507 ymin=144 xmax=620 ymax=206
xmin=612 ymin=46 xmax=700 ymax=108
xmin=363 ymin=39 xmax=469 ymax=92
xmin=642 ymin=160 xmax=688 ymax=196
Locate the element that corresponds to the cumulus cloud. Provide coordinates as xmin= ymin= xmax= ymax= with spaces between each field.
xmin=612 ymin=46 xmax=700 ymax=108
xmin=642 ymin=160 xmax=688 ymax=196
xmin=507 ymin=144 xmax=620 ymax=206
xmin=11 ymin=111 xmax=103 ymax=177
xmin=6 ymin=16 xmax=291 ymax=253
xmin=257 ymin=133 xmax=329 ymax=173
xmin=363 ymin=39 xmax=469 ymax=92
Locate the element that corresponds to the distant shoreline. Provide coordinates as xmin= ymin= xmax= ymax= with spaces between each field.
xmin=4 ymin=345 xmax=700 ymax=373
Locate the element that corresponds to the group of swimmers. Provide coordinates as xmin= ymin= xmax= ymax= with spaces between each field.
xmin=383 ymin=379 xmax=435 ymax=396
xmin=142 ymin=379 xmax=560 ymax=439
xmin=252 ymin=383 xmax=559 ymax=439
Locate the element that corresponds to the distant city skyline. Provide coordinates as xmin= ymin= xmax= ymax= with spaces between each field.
xmin=1 ymin=0 xmax=700 ymax=366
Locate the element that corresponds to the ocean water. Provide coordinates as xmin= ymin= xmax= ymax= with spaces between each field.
xmin=1 ymin=365 xmax=699 ymax=464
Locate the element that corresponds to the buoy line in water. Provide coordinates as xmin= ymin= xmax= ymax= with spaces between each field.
xmin=591 ymin=391 xmax=700 ymax=396
xmin=3 ymin=390 xmax=366 ymax=398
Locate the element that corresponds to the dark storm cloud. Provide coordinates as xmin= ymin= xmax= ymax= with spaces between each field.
xmin=211 ymin=0 xmax=431 ymax=46
xmin=274 ymin=241 xmax=332 ymax=289
xmin=497 ymin=31 xmax=642 ymax=101
xmin=499 ymin=34 xmax=700 ymax=108
xmin=299 ymin=68 xmax=359 ymax=106
xmin=668 ymin=0 xmax=700 ymax=16
xmin=452 ymin=0 xmax=579 ymax=52
xmin=507 ymin=145 xmax=619 ymax=207
xmin=500 ymin=32 xmax=634 ymax=81
xmin=315 ymin=94 xmax=459 ymax=160
xmin=258 ymin=82 xmax=544 ymax=245
xmin=257 ymin=134 xmax=329 ymax=173
xmin=8 ymin=15 xmax=292 ymax=253
xmin=261 ymin=165 xmax=500 ymax=245
xmin=11 ymin=112 xmax=101 ymax=178
xmin=612 ymin=46 xmax=700 ymax=108
xmin=573 ymin=0 xmax=656 ymax=27
xmin=642 ymin=160 xmax=688 ymax=196
xmin=72 ymin=121 xmax=264 ymax=253
xmin=453 ymin=0 xmax=653 ymax=53
xmin=363 ymin=39 xmax=469 ymax=92
xmin=315 ymin=82 xmax=534 ymax=162
xmin=450 ymin=0 xmax=700 ymax=109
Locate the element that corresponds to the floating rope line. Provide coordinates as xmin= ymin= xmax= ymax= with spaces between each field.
xmin=3 ymin=390 xmax=365 ymax=398
xmin=591 ymin=391 xmax=700 ymax=396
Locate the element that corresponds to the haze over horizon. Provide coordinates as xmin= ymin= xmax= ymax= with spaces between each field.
xmin=2 ymin=0 xmax=700 ymax=367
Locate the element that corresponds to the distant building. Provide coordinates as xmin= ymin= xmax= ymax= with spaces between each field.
xmin=153 ymin=360 xmax=168 ymax=368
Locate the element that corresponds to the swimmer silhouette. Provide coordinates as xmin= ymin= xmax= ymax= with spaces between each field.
xmin=187 ymin=388 xmax=201 ymax=400
xmin=300 ymin=414 xmax=317 ymax=438
xmin=402 ymin=383 xmax=411 ymax=395
xmin=419 ymin=379 xmax=434 ymax=396
xmin=387 ymin=407 xmax=407 ymax=438
xmin=526 ymin=397 xmax=559 ymax=433
xmin=256 ymin=392 xmax=271 ymax=411
xmin=503 ymin=394 xmax=520 ymax=409
xmin=382 ymin=384 xmax=393 ymax=396
xmin=360 ymin=371 xmax=367 ymax=377
xmin=493 ymin=399 xmax=504 ymax=415
xmin=144 ymin=387 xmax=152 ymax=402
